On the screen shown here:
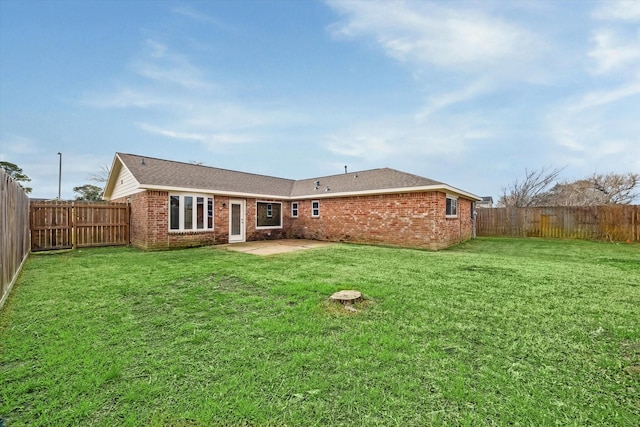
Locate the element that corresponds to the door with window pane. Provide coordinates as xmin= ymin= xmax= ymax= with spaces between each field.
xmin=228 ymin=199 xmax=245 ymax=243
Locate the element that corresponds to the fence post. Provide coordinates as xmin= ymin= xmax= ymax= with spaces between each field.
xmin=71 ymin=201 xmax=76 ymax=249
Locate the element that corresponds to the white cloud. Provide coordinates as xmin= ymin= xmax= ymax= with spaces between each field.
xmin=136 ymin=122 xmax=207 ymax=142
xmin=415 ymin=79 xmax=493 ymax=119
xmin=324 ymin=111 xmax=493 ymax=166
xmin=592 ymin=1 xmax=640 ymax=22
xmin=326 ymin=0 xmax=545 ymax=79
xmin=172 ymin=6 xmax=214 ymax=23
xmin=588 ymin=29 xmax=640 ymax=75
xmin=547 ymin=85 xmax=640 ymax=172
xmin=79 ymin=39 xmax=309 ymax=153
xmin=136 ymin=122 xmax=255 ymax=146
xmin=0 ymin=133 xmax=39 ymax=155
xmin=569 ymin=79 xmax=640 ymax=111
xmin=130 ymin=39 xmax=215 ymax=90
xmin=80 ymin=88 xmax=165 ymax=109
xmin=172 ymin=5 xmax=237 ymax=33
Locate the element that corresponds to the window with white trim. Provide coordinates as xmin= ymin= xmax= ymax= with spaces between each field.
xmin=446 ymin=195 xmax=458 ymax=217
xmin=169 ymin=194 xmax=214 ymax=231
xmin=291 ymin=202 xmax=299 ymax=218
xmin=256 ymin=201 xmax=282 ymax=228
xmin=311 ymin=200 xmax=320 ymax=217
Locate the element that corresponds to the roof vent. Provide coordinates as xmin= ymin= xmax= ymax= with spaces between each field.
xmin=141 ymin=158 xmax=146 ymax=165
xmin=314 ymin=180 xmax=320 ymax=186
xmin=325 ymin=186 xmax=330 ymax=192
xmin=344 ymin=165 xmax=348 ymax=174
xmin=354 ymin=174 xmax=358 ymax=178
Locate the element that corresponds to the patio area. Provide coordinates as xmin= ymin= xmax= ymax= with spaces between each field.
xmin=217 ymin=239 xmax=336 ymax=256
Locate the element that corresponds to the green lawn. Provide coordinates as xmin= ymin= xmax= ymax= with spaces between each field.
xmin=1 ymin=238 xmax=638 ymax=426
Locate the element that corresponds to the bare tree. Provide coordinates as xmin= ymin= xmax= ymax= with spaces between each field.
xmin=589 ymin=172 xmax=639 ymax=204
xmin=545 ymin=180 xmax=608 ymax=206
xmin=88 ymin=164 xmax=111 ymax=184
xmin=498 ymin=166 xmax=564 ymax=208
xmin=500 ymin=169 xmax=639 ymax=207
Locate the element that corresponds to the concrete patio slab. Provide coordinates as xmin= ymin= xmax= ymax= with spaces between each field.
xmin=218 ymin=239 xmax=336 ymax=256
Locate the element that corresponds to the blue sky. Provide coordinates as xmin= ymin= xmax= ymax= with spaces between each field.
xmin=1 ymin=0 xmax=639 ymax=200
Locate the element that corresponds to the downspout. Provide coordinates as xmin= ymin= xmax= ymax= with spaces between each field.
xmin=472 ymin=202 xmax=477 ymax=239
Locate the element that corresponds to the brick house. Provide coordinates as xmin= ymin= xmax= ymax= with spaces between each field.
xmin=103 ymin=153 xmax=481 ymax=250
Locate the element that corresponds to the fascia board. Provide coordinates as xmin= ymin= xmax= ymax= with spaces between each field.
xmin=294 ymin=185 xmax=482 ymax=201
xmin=140 ymin=184 xmax=481 ymax=201
xmin=140 ymin=184 xmax=289 ymax=200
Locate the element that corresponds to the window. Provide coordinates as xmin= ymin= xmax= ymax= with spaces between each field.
xmin=446 ymin=195 xmax=458 ymax=217
xmin=312 ymin=200 xmax=320 ymax=217
xmin=169 ymin=194 xmax=214 ymax=231
xmin=291 ymin=202 xmax=299 ymax=218
xmin=256 ymin=201 xmax=282 ymax=228
xmin=196 ymin=197 xmax=205 ymax=229
xmin=184 ymin=196 xmax=193 ymax=229
xmin=170 ymin=196 xmax=180 ymax=230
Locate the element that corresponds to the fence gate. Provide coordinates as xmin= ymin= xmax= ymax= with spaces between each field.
xmin=30 ymin=201 xmax=130 ymax=252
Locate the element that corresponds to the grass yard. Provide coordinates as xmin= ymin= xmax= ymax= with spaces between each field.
xmin=1 ymin=238 xmax=639 ymax=426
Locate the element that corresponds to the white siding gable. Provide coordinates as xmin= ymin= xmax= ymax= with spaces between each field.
xmin=110 ymin=164 xmax=143 ymax=200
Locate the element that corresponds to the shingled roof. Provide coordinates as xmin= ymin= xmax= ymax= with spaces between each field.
xmin=104 ymin=152 xmax=480 ymax=201
xmin=290 ymin=168 xmax=444 ymax=197
xmin=116 ymin=153 xmax=295 ymax=197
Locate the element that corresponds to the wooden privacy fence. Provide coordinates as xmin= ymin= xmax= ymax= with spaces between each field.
xmin=476 ymin=205 xmax=640 ymax=242
xmin=1 ymin=169 xmax=30 ymax=309
xmin=30 ymin=201 xmax=130 ymax=251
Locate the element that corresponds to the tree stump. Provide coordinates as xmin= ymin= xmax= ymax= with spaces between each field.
xmin=329 ymin=290 xmax=362 ymax=304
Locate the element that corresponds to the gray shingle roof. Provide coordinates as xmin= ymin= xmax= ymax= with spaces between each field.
xmin=290 ymin=168 xmax=443 ymax=197
xmin=113 ymin=152 xmax=478 ymax=200
xmin=118 ymin=153 xmax=295 ymax=197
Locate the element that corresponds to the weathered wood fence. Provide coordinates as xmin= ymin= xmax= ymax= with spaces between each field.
xmin=1 ymin=169 xmax=30 ymax=310
xmin=476 ymin=205 xmax=640 ymax=242
xmin=30 ymin=201 xmax=130 ymax=252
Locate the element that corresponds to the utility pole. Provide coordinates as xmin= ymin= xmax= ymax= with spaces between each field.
xmin=57 ymin=152 xmax=62 ymax=200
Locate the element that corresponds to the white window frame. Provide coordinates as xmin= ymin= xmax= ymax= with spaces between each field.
xmin=256 ymin=201 xmax=283 ymax=230
xmin=311 ymin=200 xmax=320 ymax=217
xmin=291 ymin=201 xmax=299 ymax=218
xmin=446 ymin=195 xmax=458 ymax=218
xmin=169 ymin=193 xmax=214 ymax=232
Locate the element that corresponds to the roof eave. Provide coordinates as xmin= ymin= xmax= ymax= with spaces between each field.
xmin=293 ymin=185 xmax=482 ymax=201
xmin=137 ymin=183 xmax=481 ymax=201
xmin=140 ymin=184 xmax=290 ymax=200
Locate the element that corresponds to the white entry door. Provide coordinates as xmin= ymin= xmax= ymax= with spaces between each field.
xmin=228 ymin=199 xmax=246 ymax=243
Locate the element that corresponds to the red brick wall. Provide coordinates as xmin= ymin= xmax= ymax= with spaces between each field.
xmin=115 ymin=191 xmax=215 ymax=250
xmin=245 ymin=198 xmax=288 ymax=241
xmin=288 ymin=192 xmax=474 ymax=250
xmin=118 ymin=190 xmax=474 ymax=250
xmin=215 ymin=196 xmax=230 ymax=244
